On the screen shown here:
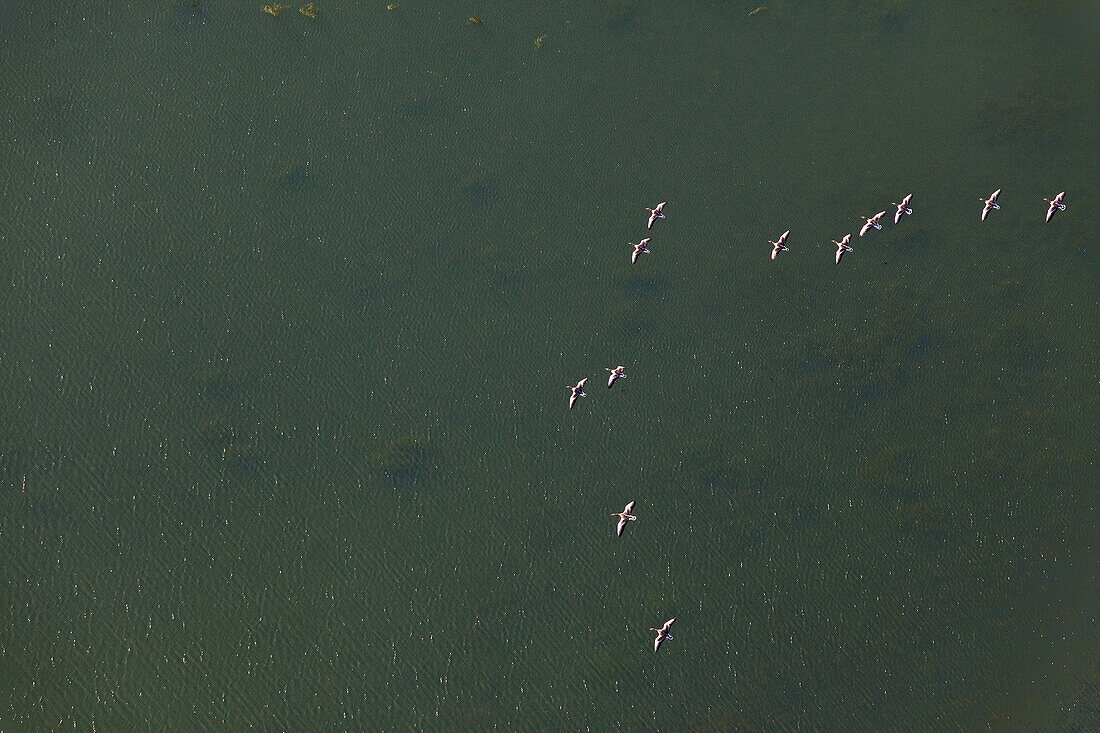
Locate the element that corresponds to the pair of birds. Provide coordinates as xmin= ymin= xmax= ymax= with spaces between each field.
xmin=567 ymin=366 xmax=626 ymax=408
xmin=768 ymin=194 xmax=914 ymax=263
xmin=628 ymin=202 xmax=667 ymax=263
xmin=858 ymin=194 xmax=914 ymax=237
xmin=608 ymin=500 xmax=677 ymax=651
xmin=980 ymin=189 xmax=1067 ymax=222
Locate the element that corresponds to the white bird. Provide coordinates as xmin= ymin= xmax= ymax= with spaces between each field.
xmin=859 ymin=211 xmax=887 ymax=237
xmin=769 ymin=229 xmax=790 ymax=260
xmin=1043 ymin=191 xmax=1065 ymax=223
xmin=612 ymin=500 xmax=636 ymax=536
xmin=646 ymin=202 xmax=666 ymax=229
xmin=833 ymin=234 xmax=852 ymax=264
xmin=981 ymin=189 xmax=1001 ymax=221
xmin=650 ymin=617 xmax=675 ymax=652
xmin=892 ymin=194 xmax=913 ymax=224
xmin=567 ymin=378 xmax=587 ymax=409
xmin=605 ymin=365 xmax=626 ymax=388
xmin=629 ymin=238 xmax=651 ymax=264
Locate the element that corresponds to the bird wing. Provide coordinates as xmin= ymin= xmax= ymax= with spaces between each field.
xmin=1046 ymin=204 xmax=1055 ymax=222
xmin=894 ymin=208 xmax=904 ymax=225
xmin=990 ymin=189 xmax=1001 ymax=203
xmin=664 ymin=618 xmax=676 ymax=631
xmin=874 ymin=210 xmax=887 ymax=222
xmin=569 ymin=392 xmax=578 ymax=409
xmin=653 ymin=635 xmax=663 ymax=652
xmin=624 ymin=500 xmax=636 ymax=514
xmin=632 ymin=249 xmax=640 ymax=263
xmin=981 ymin=204 xmax=990 ymax=221
xmin=901 ymin=194 xmax=912 ymax=207
xmin=647 ymin=212 xmax=657 ymax=229
xmin=1055 ymin=192 xmax=1065 ymax=203
xmin=617 ymin=517 xmax=627 ymax=536
xmin=655 ymin=202 xmax=666 ymax=213
xmin=860 ymin=221 xmax=872 ymax=236
xmin=577 ymin=378 xmax=587 ymax=390
xmin=770 ymin=245 xmax=778 ymax=260
xmin=835 ymin=246 xmax=844 ymax=264
xmin=779 ymin=230 xmax=790 ymax=245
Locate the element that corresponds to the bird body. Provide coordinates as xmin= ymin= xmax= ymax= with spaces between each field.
xmin=981 ymin=189 xmax=1002 ymax=221
xmin=893 ymin=194 xmax=913 ymax=224
xmin=567 ymin=378 xmax=587 ymax=409
xmin=859 ymin=211 xmax=887 ymax=237
xmin=833 ymin=234 xmax=853 ymax=264
xmin=1043 ymin=191 xmax=1065 ymax=222
xmin=612 ymin=500 xmax=637 ymax=536
xmin=646 ymin=202 xmax=666 ymax=229
xmin=769 ymin=229 xmax=790 ymax=260
xmin=630 ymin=238 xmax=651 ymax=264
xmin=650 ymin=617 xmax=676 ymax=651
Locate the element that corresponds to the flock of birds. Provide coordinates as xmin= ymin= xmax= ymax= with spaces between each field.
xmin=564 ymin=189 xmax=1069 ymax=652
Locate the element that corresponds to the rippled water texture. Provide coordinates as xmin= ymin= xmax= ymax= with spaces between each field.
xmin=2 ymin=2 xmax=1097 ymax=729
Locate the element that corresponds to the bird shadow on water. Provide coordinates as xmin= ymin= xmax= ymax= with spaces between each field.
xmin=604 ymin=0 xmax=640 ymax=35
xmin=366 ymin=431 xmax=440 ymax=493
xmin=971 ymin=91 xmax=1077 ymax=154
xmin=168 ymin=0 xmax=211 ymax=36
xmin=886 ymin=226 xmax=935 ymax=257
xmin=194 ymin=363 xmax=270 ymax=474
xmin=33 ymin=95 xmax=86 ymax=150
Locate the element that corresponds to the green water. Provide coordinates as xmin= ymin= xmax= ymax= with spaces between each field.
xmin=2 ymin=2 xmax=1097 ymax=729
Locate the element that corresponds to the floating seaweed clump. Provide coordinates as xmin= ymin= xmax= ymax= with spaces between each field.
xmin=262 ymin=4 xmax=288 ymax=16
xmin=467 ymin=16 xmax=483 ymax=25
xmin=300 ymin=3 xmax=319 ymax=18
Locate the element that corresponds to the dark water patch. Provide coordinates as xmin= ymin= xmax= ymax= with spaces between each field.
xmin=398 ymin=93 xmax=434 ymax=122
xmin=463 ymin=178 xmax=499 ymax=209
xmin=275 ymin=162 xmax=312 ymax=198
xmin=607 ymin=300 xmax=658 ymax=339
xmin=169 ymin=0 xmax=211 ymax=35
xmin=622 ymin=273 xmax=668 ymax=300
xmin=482 ymin=265 xmax=529 ymax=304
xmin=604 ymin=0 xmax=640 ymax=35
xmin=891 ymin=494 xmax=960 ymax=545
xmin=367 ymin=431 xmax=437 ymax=488
xmin=676 ymin=438 xmax=762 ymax=496
xmin=223 ymin=442 xmax=266 ymax=472
xmin=972 ymin=92 xmax=1076 ymax=153
xmin=354 ymin=274 xmax=385 ymax=311
xmin=888 ymin=226 xmax=935 ymax=256
xmin=196 ymin=363 xmax=254 ymax=402
xmin=34 ymin=95 xmax=84 ymax=149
